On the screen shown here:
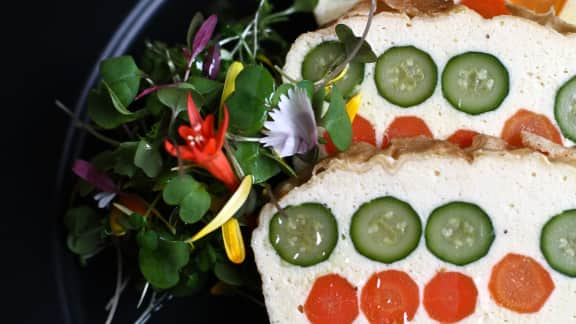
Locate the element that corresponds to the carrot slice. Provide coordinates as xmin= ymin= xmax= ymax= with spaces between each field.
xmin=446 ymin=129 xmax=479 ymax=148
xmin=324 ymin=115 xmax=376 ymax=154
xmin=501 ymin=109 xmax=562 ymax=147
xmin=488 ymin=253 xmax=555 ymax=313
xmin=423 ymin=271 xmax=478 ymax=323
xmin=304 ymin=274 xmax=359 ymax=324
xmin=461 ymin=0 xmax=511 ymax=18
xmin=360 ymin=270 xmax=419 ymax=323
xmin=382 ymin=116 xmax=433 ymax=148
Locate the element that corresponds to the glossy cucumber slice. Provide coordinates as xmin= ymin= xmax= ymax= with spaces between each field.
xmin=554 ymin=75 xmax=576 ymax=142
xmin=426 ymin=202 xmax=494 ymax=265
xmin=269 ymin=203 xmax=338 ymax=267
xmin=301 ymin=41 xmax=365 ymax=97
xmin=541 ymin=210 xmax=576 ymax=277
xmin=374 ymin=46 xmax=438 ymax=107
xmin=350 ymin=196 xmax=422 ymax=263
xmin=442 ymin=52 xmax=509 ymax=115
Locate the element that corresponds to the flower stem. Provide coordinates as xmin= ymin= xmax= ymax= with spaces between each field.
xmin=55 ymin=100 xmax=121 ymax=147
xmin=315 ymin=0 xmax=376 ymax=91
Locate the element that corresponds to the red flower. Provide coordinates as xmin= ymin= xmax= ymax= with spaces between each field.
xmin=165 ymin=92 xmax=237 ymax=190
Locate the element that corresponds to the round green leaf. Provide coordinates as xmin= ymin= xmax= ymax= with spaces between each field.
xmin=163 ymin=175 xmax=202 ymax=205
xmin=99 ymin=56 xmax=141 ymax=111
xmin=234 ymin=65 xmax=274 ymax=99
xmin=179 ymin=188 xmax=211 ymax=224
xmin=214 ymin=262 xmax=245 ymax=286
xmin=137 ymin=230 xmax=159 ymax=250
xmin=226 ymin=91 xmax=267 ymax=135
xmin=139 ymin=240 xmax=190 ymax=289
xmin=134 ymin=140 xmax=162 ymax=178
xmin=230 ymin=142 xmax=280 ymax=184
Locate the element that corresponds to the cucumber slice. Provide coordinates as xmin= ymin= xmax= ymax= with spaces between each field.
xmin=541 ymin=210 xmax=576 ymax=277
xmin=426 ymin=202 xmax=494 ymax=265
xmin=350 ymin=196 xmax=422 ymax=263
xmin=301 ymin=41 xmax=365 ymax=97
xmin=442 ymin=52 xmax=509 ymax=115
xmin=269 ymin=203 xmax=338 ymax=267
xmin=374 ymin=46 xmax=438 ymax=107
xmin=554 ymin=75 xmax=576 ymax=142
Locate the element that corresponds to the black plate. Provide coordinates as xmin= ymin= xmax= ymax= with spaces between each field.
xmin=51 ymin=1 xmax=315 ymax=323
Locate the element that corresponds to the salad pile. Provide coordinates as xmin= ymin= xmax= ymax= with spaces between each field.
xmin=60 ymin=0 xmax=377 ymax=322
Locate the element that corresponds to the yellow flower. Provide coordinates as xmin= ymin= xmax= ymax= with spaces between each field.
xmin=187 ymin=175 xmax=252 ymax=264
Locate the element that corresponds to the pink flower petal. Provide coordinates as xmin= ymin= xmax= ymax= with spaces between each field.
xmin=192 ymin=14 xmax=218 ymax=59
xmin=72 ymin=160 xmax=119 ymax=193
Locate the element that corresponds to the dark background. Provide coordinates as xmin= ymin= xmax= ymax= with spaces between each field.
xmin=4 ymin=1 xmax=314 ymax=323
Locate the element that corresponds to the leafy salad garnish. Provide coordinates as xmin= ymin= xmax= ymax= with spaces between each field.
xmin=58 ymin=0 xmax=376 ymax=322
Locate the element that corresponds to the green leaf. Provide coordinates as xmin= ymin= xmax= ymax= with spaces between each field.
xmin=335 ymin=24 xmax=377 ymax=63
xmin=137 ymin=230 xmax=159 ymax=250
xmin=134 ymin=139 xmax=162 ymax=178
xmin=214 ymin=262 xmax=245 ymax=286
xmin=87 ymin=88 xmax=139 ymax=129
xmin=234 ymin=65 xmax=274 ymax=100
xmin=188 ymin=76 xmax=223 ymax=95
xmin=312 ymin=87 xmax=326 ymax=122
xmin=179 ymin=189 xmax=211 ymax=224
xmin=195 ymin=243 xmax=217 ymax=272
xmin=297 ymin=80 xmax=314 ymax=99
xmin=186 ymin=12 xmax=205 ymax=50
xmin=293 ymin=0 xmax=319 ymax=12
xmin=64 ymin=207 xmax=105 ymax=256
xmin=64 ymin=206 xmax=101 ymax=235
xmin=172 ymin=270 xmax=208 ymax=297
xmin=270 ymin=83 xmax=293 ymax=107
xmin=112 ymin=142 xmax=139 ymax=177
xmin=230 ymin=142 xmax=280 ymax=184
xmin=157 ymin=87 xmax=204 ymax=116
xmin=144 ymin=93 xmax=165 ymax=116
xmin=226 ymin=91 xmax=267 ymax=135
xmin=162 ymin=174 xmax=202 ymax=205
xmin=99 ymin=56 xmax=141 ymax=113
xmin=139 ymin=239 xmax=190 ymax=289
xmin=322 ymin=86 xmax=352 ymax=151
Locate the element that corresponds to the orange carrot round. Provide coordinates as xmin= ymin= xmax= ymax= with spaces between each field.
xmin=304 ymin=274 xmax=359 ymax=324
xmin=360 ymin=270 xmax=419 ymax=323
xmin=488 ymin=253 xmax=555 ymax=313
xmin=461 ymin=0 xmax=511 ymax=18
xmin=501 ymin=109 xmax=562 ymax=147
xmin=423 ymin=271 xmax=478 ymax=323
xmin=447 ymin=129 xmax=479 ymax=148
xmin=324 ymin=115 xmax=376 ymax=154
xmin=382 ymin=116 xmax=433 ymax=148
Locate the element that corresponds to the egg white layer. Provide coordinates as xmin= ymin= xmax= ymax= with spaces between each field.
xmin=284 ymin=7 xmax=576 ymax=147
xmin=252 ymin=150 xmax=576 ymax=323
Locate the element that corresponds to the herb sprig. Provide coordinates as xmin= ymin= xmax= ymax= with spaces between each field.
xmin=60 ymin=0 xmax=377 ymax=322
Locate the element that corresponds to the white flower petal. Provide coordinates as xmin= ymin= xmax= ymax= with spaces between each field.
xmin=259 ymin=87 xmax=318 ymax=157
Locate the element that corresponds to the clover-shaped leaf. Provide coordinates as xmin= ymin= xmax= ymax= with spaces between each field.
xmin=162 ymin=174 xmax=211 ymax=224
xmin=139 ymin=239 xmax=190 ymax=289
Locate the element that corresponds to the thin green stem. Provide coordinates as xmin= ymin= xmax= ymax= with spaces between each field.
xmin=315 ymin=0 xmax=376 ymax=91
xmin=55 ymin=100 xmax=121 ymax=147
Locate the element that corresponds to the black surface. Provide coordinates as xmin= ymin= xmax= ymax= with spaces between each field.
xmin=4 ymin=1 xmax=315 ymax=323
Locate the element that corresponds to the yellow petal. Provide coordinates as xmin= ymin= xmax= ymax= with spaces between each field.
xmin=108 ymin=209 xmax=126 ymax=236
xmin=188 ymin=175 xmax=253 ymax=243
xmin=220 ymin=61 xmax=244 ymax=109
xmin=345 ymin=93 xmax=362 ymax=122
xmin=324 ymin=65 xmax=349 ymax=95
xmin=222 ymin=218 xmax=245 ymax=264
